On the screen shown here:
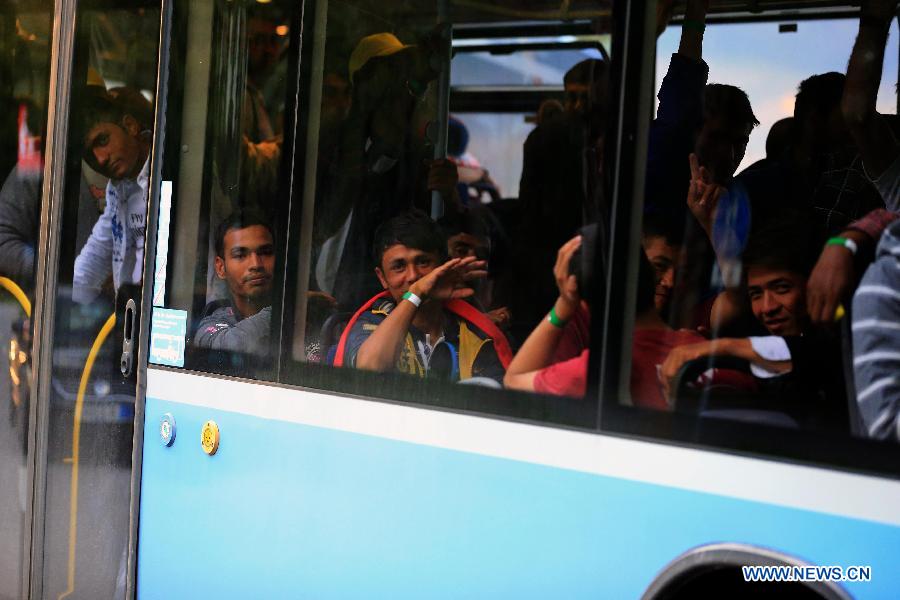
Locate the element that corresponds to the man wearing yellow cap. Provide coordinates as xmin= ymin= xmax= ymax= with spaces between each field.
xmin=314 ymin=30 xmax=458 ymax=312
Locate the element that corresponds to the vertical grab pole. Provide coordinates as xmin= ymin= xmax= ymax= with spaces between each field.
xmin=430 ymin=0 xmax=452 ymax=220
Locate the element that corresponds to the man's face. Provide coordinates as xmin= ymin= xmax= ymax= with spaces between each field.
xmin=359 ymin=51 xmax=429 ymax=158
xmin=375 ymin=244 xmax=440 ymax=303
xmin=448 ymin=232 xmax=488 ymax=261
xmin=214 ymin=225 xmax=275 ymax=307
xmin=247 ymin=17 xmax=283 ymax=78
xmin=695 ymin=115 xmax=753 ymax=184
xmin=564 ymin=82 xmax=591 ymax=115
xmin=84 ymin=117 xmax=142 ymax=180
xmin=564 ymin=74 xmax=609 ymax=124
xmin=747 ymin=265 xmax=808 ymax=336
xmin=642 ymin=235 xmax=679 ymax=312
xmin=321 ymin=73 xmax=351 ymax=132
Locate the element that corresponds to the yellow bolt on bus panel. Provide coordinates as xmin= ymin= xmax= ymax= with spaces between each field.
xmin=201 ymin=420 xmax=220 ymax=456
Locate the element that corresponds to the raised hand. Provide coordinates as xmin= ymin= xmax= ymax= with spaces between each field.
xmin=806 ymin=239 xmax=857 ymax=326
xmin=553 ymin=235 xmax=582 ymax=321
xmin=427 ymin=158 xmax=459 ymax=199
xmin=687 ymin=152 xmax=724 ymax=237
xmin=410 ymin=256 xmax=488 ymax=302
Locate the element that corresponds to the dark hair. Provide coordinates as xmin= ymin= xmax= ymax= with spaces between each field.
xmin=765 ymin=117 xmax=795 ymax=159
xmin=447 ymin=116 xmax=469 ymax=157
xmin=564 ymin=58 xmax=607 ymax=87
xmin=107 ymin=86 xmax=154 ymax=131
xmin=215 ymin=209 xmax=275 ymax=258
xmin=794 ymin=72 xmax=845 ymax=122
xmin=372 ymin=210 xmax=447 ymax=268
xmin=704 ymin=83 xmax=759 ymax=129
xmin=79 ymin=85 xmax=153 ymax=138
xmin=78 ymin=85 xmax=154 ymax=170
xmin=438 ymin=208 xmax=490 ymax=244
xmin=642 ymin=212 xmax=684 ymax=247
xmin=568 ymin=223 xmax=599 ymax=308
xmin=741 ymin=218 xmax=817 ymax=279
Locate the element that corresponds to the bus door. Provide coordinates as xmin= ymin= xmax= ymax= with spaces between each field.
xmin=0 ymin=0 xmax=165 ymax=597
xmin=0 ymin=3 xmax=54 ymax=596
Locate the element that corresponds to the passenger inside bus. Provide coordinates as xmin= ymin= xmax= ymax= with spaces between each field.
xmin=192 ymin=210 xmax=275 ymax=356
xmin=243 ymin=7 xmax=287 ymax=143
xmin=335 ymin=210 xmax=511 ymax=383
xmin=660 ymin=220 xmax=851 ymax=432
xmin=503 ymin=228 xmax=748 ymax=405
xmin=438 ymin=208 xmax=511 ymax=327
xmin=313 ymin=31 xmax=458 ymax=311
xmin=510 ymin=56 xmax=609 ymax=343
xmin=73 ymin=86 xmax=153 ymax=305
xmin=641 ymin=214 xmax=684 ymax=318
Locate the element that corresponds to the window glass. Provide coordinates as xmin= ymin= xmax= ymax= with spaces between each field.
xmin=622 ymin=2 xmax=900 ymax=458
xmin=149 ymin=0 xmax=295 ymax=379
xmin=657 ymin=18 xmax=900 ymax=173
xmin=451 ymin=46 xmax=607 ymax=87
xmin=39 ymin=1 xmax=160 ymax=596
xmin=441 ymin=112 xmax=530 ymax=200
xmin=151 ymin=0 xmax=613 ymax=428
xmin=272 ymin=1 xmax=612 ymax=427
xmin=0 ymin=3 xmax=53 ymax=595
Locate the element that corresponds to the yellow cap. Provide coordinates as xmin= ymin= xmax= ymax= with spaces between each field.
xmin=348 ymin=32 xmax=412 ymax=82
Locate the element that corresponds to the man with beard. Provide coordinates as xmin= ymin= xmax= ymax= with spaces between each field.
xmin=193 ymin=211 xmax=275 ymax=356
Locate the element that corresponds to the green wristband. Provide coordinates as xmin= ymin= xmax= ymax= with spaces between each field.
xmin=826 ymin=236 xmax=858 ymax=256
xmin=682 ymin=18 xmax=706 ymax=33
xmin=548 ymin=306 xmax=569 ymax=328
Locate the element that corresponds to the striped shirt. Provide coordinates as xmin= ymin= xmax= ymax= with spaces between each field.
xmin=852 ymin=219 xmax=900 ymax=440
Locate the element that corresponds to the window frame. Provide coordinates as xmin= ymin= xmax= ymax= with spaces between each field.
xmin=596 ymin=3 xmax=900 ymax=481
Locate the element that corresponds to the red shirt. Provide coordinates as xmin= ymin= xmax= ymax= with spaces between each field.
xmin=630 ymin=328 xmax=706 ymax=409
xmin=533 ymin=322 xmax=722 ymax=405
xmin=533 ymin=306 xmax=591 ymax=397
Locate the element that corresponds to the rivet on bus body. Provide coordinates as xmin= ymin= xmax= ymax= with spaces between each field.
xmin=201 ymin=420 xmax=220 ymax=456
xmin=159 ymin=413 xmax=176 ymax=447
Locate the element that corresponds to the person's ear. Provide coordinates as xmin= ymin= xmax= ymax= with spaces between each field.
xmin=214 ymin=256 xmax=226 ymax=280
xmin=121 ymin=114 xmax=140 ymax=137
xmin=375 ymin=267 xmax=388 ymax=289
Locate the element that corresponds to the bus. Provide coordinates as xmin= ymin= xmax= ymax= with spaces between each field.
xmin=1 ymin=0 xmax=900 ymax=598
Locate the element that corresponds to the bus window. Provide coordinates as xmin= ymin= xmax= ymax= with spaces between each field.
xmin=147 ymin=0 xmax=297 ymax=380
xmin=451 ymin=42 xmax=608 ymax=198
xmin=615 ymin=1 xmax=900 ymax=456
xmin=261 ymin=2 xmax=614 ymax=427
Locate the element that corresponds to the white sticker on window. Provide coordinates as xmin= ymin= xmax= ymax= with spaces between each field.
xmin=149 ymin=307 xmax=187 ymax=367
